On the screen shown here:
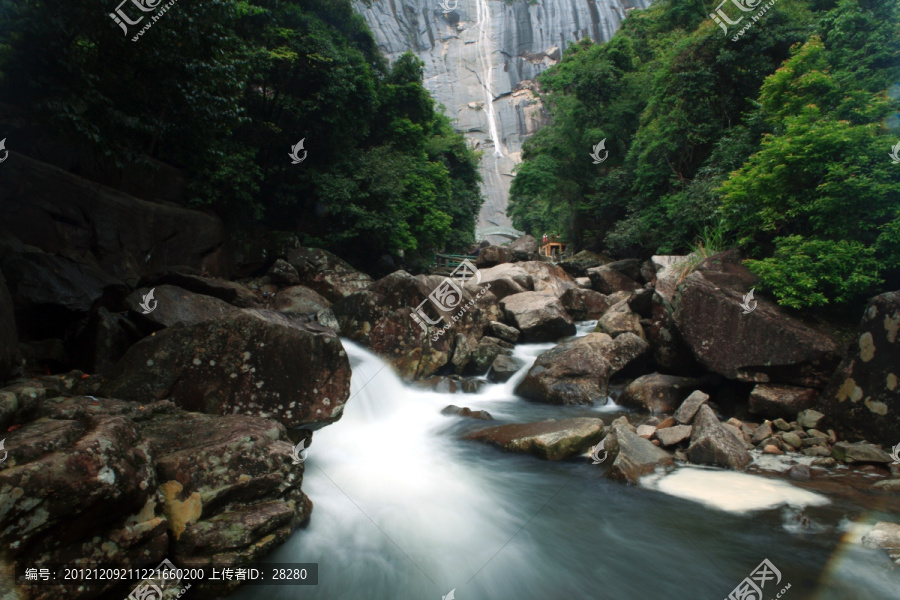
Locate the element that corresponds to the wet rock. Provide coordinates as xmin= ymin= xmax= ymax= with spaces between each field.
xmin=501 ymin=292 xmax=575 ymax=342
xmin=464 ymin=417 xmax=605 ymax=461
xmin=672 ymin=252 xmax=841 ymax=387
xmin=460 ymin=378 xmax=487 ymax=394
xmin=489 ymin=354 xmax=523 ymax=383
xmin=267 ymin=258 xmax=301 ymax=286
xmin=861 ymin=522 xmax=900 ymax=562
xmin=560 ymin=287 xmax=610 ymax=320
xmin=686 ymin=405 xmax=752 ymax=469
xmin=656 ymin=425 xmax=692 ymax=447
xmin=100 ymin=312 xmax=351 ymax=428
xmin=797 ymin=409 xmax=826 ymax=430
xmin=627 ymin=288 xmax=654 ymax=319
xmin=586 ymin=266 xmax=642 ymax=295
xmin=559 ymin=250 xmax=610 ymax=278
xmin=515 ymin=341 xmax=611 ymax=405
xmin=831 ymin=441 xmax=893 ymax=464
xmin=272 ymin=285 xmax=339 ymax=330
xmin=596 ymin=301 xmax=644 ymax=339
xmin=285 ymin=246 xmax=373 ymax=302
xmin=0 ymin=269 xmax=21 ymax=381
xmin=441 ymin=405 xmax=493 ymax=420
xmin=674 ymin=390 xmax=710 ymax=425
xmin=749 ymin=384 xmax=818 ymax=420
xmin=489 ymin=320 xmax=521 ymax=344
xmin=605 ymin=425 xmax=674 ymax=484
xmin=801 ymin=436 xmax=830 ymax=449
xmin=818 ymin=291 xmax=900 ymax=446
xmin=620 ymin=374 xmax=705 ymax=414
xmin=469 ymin=336 xmax=514 ymax=374
xmin=334 ymin=271 xmax=499 ymax=379
xmin=788 ymin=465 xmax=811 ymax=480
xmin=517 ymin=262 xmax=577 ymax=298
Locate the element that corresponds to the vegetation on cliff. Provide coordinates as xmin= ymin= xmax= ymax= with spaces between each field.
xmin=0 ymin=0 xmax=482 ymax=262
xmin=509 ymin=0 xmax=900 ymax=309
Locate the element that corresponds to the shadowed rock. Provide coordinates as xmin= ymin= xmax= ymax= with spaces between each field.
xmin=619 ymin=373 xmax=706 ymax=414
xmin=686 ymin=405 xmax=751 ymax=469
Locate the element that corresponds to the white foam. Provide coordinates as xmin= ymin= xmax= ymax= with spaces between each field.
xmin=642 ymin=466 xmax=830 ymax=514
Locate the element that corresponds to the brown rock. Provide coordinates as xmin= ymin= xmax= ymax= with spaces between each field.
xmin=501 ymin=292 xmax=576 ymax=342
xmin=620 ymin=374 xmax=705 ymax=414
xmin=749 ymin=384 xmax=818 ymax=420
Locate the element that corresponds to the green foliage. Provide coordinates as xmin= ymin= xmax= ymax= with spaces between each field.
xmin=0 ymin=0 xmax=482 ymax=264
xmin=509 ymin=0 xmax=900 ymax=307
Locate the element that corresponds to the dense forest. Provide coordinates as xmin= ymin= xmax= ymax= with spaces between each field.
xmin=0 ymin=0 xmax=483 ymax=264
xmin=509 ymin=0 xmax=900 ymax=310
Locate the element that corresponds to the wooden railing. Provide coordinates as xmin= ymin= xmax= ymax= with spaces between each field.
xmin=431 ymin=253 xmax=478 ymax=276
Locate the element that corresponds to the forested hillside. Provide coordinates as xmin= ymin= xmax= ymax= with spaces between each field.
xmin=0 ymin=0 xmax=483 ymax=264
xmin=509 ymin=0 xmax=900 ymax=309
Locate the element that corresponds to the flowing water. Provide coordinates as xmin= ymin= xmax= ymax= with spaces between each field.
xmin=232 ymin=324 xmax=899 ymax=600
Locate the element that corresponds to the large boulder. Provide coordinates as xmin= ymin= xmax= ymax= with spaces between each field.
xmin=474 ymin=263 xmax=533 ymax=299
xmin=125 ymin=284 xmax=242 ymax=330
xmin=748 ymin=384 xmax=818 ymax=420
xmin=0 ymin=154 xmax=227 ymax=287
xmin=516 ymin=261 xmax=577 ymax=297
xmin=560 ymin=287 xmax=610 ymax=320
xmin=72 ymin=307 xmax=141 ymax=376
xmin=285 ymin=246 xmax=373 ymax=302
xmin=650 ymin=255 xmax=691 ymax=304
xmin=831 ymin=441 xmax=893 ymax=464
xmin=334 ymin=271 xmax=499 ymax=379
xmin=818 ymin=291 xmax=900 ymax=446
xmin=619 ymin=373 xmax=706 ymax=414
xmin=271 ymin=285 xmax=339 ymax=330
xmin=475 ymin=245 xmax=510 ymax=268
xmin=559 ymin=250 xmax=610 ymax=278
xmin=501 ymin=292 xmax=575 ymax=342
xmin=507 ymin=235 xmax=539 ymax=261
xmin=0 ymin=269 xmax=21 ymax=381
xmin=604 ymin=259 xmax=644 ymax=283
xmin=645 ymin=294 xmax=703 ymax=375
xmin=100 ymin=312 xmax=351 ymax=428
xmin=605 ymin=424 xmax=674 ymax=484
xmin=686 ymin=405 xmax=752 ymax=469
xmin=586 ymin=266 xmax=642 ymax=295
xmin=596 ymin=300 xmax=645 ymax=339
xmin=143 ymin=270 xmax=261 ymax=308
xmin=515 ymin=333 xmax=647 ymax=405
xmin=673 ymin=252 xmax=841 ymax=387
xmin=464 ymin=418 xmax=605 ymax=460
xmin=489 ymin=354 xmax=524 ymax=383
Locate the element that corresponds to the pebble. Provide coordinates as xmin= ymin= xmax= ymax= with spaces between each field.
xmin=763 ymin=445 xmax=784 ymax=455
xmin=773 ymin=418 xmax=791 ymax=431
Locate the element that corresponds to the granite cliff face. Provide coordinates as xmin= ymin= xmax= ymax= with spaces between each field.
xmin=354 ymin=0 xmax=651 ymax=241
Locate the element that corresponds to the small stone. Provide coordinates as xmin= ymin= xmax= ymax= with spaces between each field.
xmin=807 ymin=429 xmax=829 ymax=439
xmin=811 ymin=457 xmax=836 ymax=468
xmin=752 ymin=422 xmax=773 ymax=444
xmin=656 ymin=425 xmax=692 ymax=447
xmin=773 ymin=418 xmax=791 ymax=431
xmin=763 ymin=445 xmax=784 ymax=455
xmin=801 ymin=436 xmax=830 ymax=448
xmin=796 ymin=409 xmax=826 ymax=430
xmin=726 ymin=417 xmax=743 ymax=428
xmin=782 ymin=432 xmax=803 ymax=449
xmin=788 ymin=464 xmax=812 ymax=480
xmin=636 ymin=424 xmax=657 ymax=439
xmin=657 ymin=417 xmax=676 ymax=429
xmin=674 ymin=390 xmax=709 ymax=424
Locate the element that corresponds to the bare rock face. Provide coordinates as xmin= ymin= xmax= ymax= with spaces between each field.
xmin=673 ymin=252 xmax=841 ymax=387
xmin=285 ymin=246 xmax=373 ymax=302
xmin=501 ymin=291 xmax=575 ymax=342
xmin=749 ymin=384 xmax=818 ymax=420
xmin=464 ymin=417 xmax=605 ymax=461
xmin=818 ymin=291 xmax=900 ymax=446
xmin=100 ymin=312 xmax=351 ymax=429
xmin=334 ymin=271 xmax=500 ymax=379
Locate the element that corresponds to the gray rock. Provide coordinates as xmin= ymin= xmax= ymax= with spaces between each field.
xmin=832 ymin=441 xmax=893 ymax=464
xmin=586 ymin=266 xmax=642 ymax=295
xmin=272 ymin=285 xmax=339 ymax=330
xmin=686 ymin=405 xmax=752 ymax=469
xmin=560 ymin=287 xmax=610 ymax=320
xmin=464 ymin=417 xmax=605 ymax=461
xmin=749 ymin=384 xmax=819 ymax=420
xmin=674 ymin=390 xmax=710 ymax=425
xmin=596 ymin=301 xmax=645 ymax=339
xmin=501 ymin=292 xmax=576 ymax=342
xmin=267 ymin=258 xmax=301 ymax=286
xmin=752 ymin=421 xmax=774 ymax=444
xmin=441 ymin=405 xmax=493 ymax=420
xmin=797 ymin=409 xmax=826 ymax=430
xmin=285 ymin=246 xmax=373 ymax=302
xmin=489 ymin=354 xmax=523 ymax=383
xmin=489 ymin=320 xmax=520 ymax=344
xmin=559 ymin=250 xmax=610 ymax=278
xmin=620 ymin=374 xmax=705 ymax=415
xmin=515 ymin=340 xmax=611 ymax=405
xmin=781 ymin=432 xmax=803 ymax=450
xmin=802 ymin=446 xmax=832 ymax=457
xmin=656 ymin=425 xmax=693 ymax=447
xmin=788 ymin=465 xmax=811 ymax=480
xmin=575 ymin=277 xmax=593 ymax=289
xmin=606 ymin=425 xmax=674 ymax=484
xmin=469 ymin=336 xmax=514 ymax=374
xmin=126 ymin=285 xmax=242 ymax=329
xmin=516 ymin=262 xmax=577 ymax=298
